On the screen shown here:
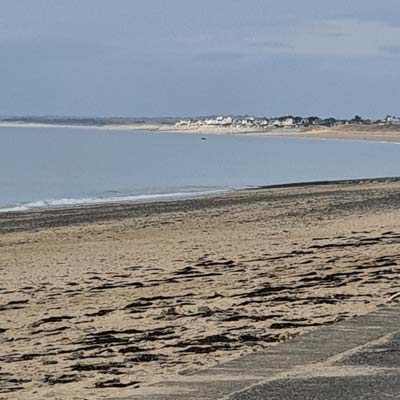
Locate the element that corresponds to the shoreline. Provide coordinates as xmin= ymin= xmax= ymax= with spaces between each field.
xmin=1 ymin=121 xmax=400 ymax=143
xmin=0 ymin=188 xmax=231 ymax=215
xmin=1 ymin=176 xmax=400 ymax=232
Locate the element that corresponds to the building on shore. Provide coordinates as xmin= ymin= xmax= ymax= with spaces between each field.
xmin=174 ymin=114 xmax=398 ymax=130
xmin=385 ymin=115 xmax=400 ymax=125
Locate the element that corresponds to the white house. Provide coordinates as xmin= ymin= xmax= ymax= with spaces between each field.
xmin=270 ymin=119 xmax=283 ymax=127
xmin=385 ymin=115 xmax=400 ymax=124
xmin=176 ymin=120 xmax=192 ymax=127
xmin=282 ymin=118 xmax=294 ymax=127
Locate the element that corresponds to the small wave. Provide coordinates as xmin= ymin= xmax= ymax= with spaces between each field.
xmin=0 ymin=189 xmax=232 ymax=213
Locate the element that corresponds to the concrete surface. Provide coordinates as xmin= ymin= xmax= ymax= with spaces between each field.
xmin=124 ymin=303 xmax=400 ymax=400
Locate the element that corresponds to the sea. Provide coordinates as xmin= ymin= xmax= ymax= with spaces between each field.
xmin=1 ymin=126 xmax=400 ymax=212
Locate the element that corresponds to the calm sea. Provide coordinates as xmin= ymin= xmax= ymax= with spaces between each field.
xmin=1 ymin=126 xmax=400 ymax=212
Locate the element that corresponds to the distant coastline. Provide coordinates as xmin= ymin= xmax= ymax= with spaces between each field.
xmin=1 ymin=119 xmax=400 ymax=143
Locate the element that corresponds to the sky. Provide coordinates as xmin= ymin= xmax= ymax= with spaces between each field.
xmin=1 ymin=1 xmax=399 ymax=119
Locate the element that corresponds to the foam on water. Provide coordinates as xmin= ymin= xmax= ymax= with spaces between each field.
xmin=0 ymin=189 xmax=230 ymax=213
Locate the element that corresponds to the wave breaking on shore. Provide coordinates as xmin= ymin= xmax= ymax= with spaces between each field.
xmin=0 ymin=189 xmax=232 ymax=213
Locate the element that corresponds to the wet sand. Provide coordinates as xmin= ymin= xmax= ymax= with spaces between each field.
xmin=1 ymin=178 xmax=400 ymax=399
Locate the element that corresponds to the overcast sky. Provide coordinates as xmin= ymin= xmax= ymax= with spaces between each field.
xmin=1 ymin=1 xmax=399 ymax=118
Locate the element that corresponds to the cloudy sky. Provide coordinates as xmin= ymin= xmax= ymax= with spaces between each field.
xmin=1 ymin=1 xmax=399 ymax=118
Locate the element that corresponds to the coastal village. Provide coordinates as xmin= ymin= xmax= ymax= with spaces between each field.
xmin=176 ymin=115 xmax=400 ymax=129
xmin=1 ymin=114 xmax=400 ymax=132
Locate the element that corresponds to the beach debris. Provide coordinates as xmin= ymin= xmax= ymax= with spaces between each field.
xmin=71 ymin=361 xmax=126 ymax=372
xmin=42 ymin=359 xmax=58 ymax=365
xmin=44 ymin=373 xmax=80 ymax=385
xmin=0 ymin=299 xmax=29 ymax=311
xmin=130 ymin=332 xmax=149 ymax=341
xmin=238 ymin=333 xmax=260 ymax=342
xmin=208 ymin=291 xmax=223 ymax=299
xmin=94 ymin=378 xmax=140 ymax=388
xmin=179 ymin=343 xmax=233 ymax=354
xmin=179 ymin=367 xmax=200 ymax=376
xmin=85 ymin=308 xmax=114 ymax=317
xmin=31 ymin=315 xmax=74 ymax=328
xmin=278 ymin=332 xmax=294 ymax=342
xmin=118 ymin=345 xmax=143 ymax=354
xmin=388 ymin=292 xmax=400 ymax=302
xmin=127 ymin=353 xmax=160 ymax=363
xmin=197 ymin=305 xmax=212 ymax=316
xmin=66 ymin=351 xmax=85 ymax=361
xmin=0 ymin=373 xmax=31 ymax=393
xmin=160 ymin=306 xmax=185 ymax=317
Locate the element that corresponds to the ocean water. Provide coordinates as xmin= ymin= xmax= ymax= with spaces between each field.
xmin=1 ymin=126 xmax=400 ymax=212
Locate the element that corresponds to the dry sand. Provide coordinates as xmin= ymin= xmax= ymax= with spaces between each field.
xmin=288 ymin=124 xmax=400 ymax=143
xmin=158 ymin=123 xmax=400 ymax=143
xmin=1 ymin=178 xmax=400 ymax=399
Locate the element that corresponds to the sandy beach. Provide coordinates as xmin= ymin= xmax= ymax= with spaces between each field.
xmin=3 ymin=1 xmax=400 ymax=399
xmin=107 ymin=123 xmax=400 ymax=143
xmin=287 ymin=124 xmax=400 ymax=143
xmin=1 ymin=178 xmax=400 ymax=399
xmin=1 ymin=122 xmax=400 ymax=143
